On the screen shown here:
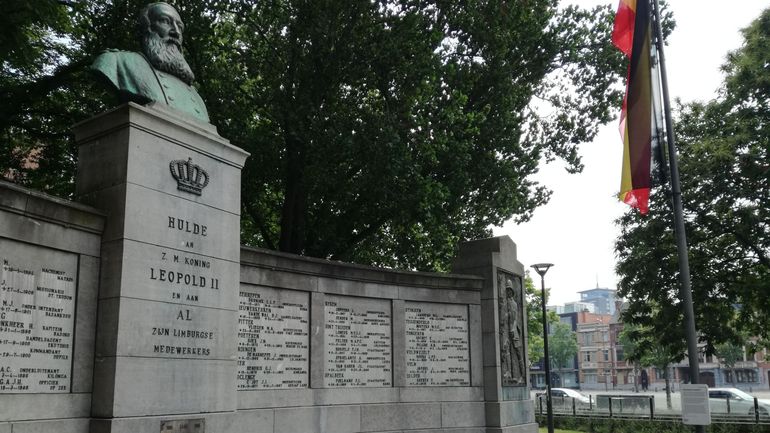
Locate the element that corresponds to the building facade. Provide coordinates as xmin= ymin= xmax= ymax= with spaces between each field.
xmin=577 ymin=288 xmax=617 ymax=316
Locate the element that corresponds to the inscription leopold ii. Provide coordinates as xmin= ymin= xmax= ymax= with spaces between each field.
xmin=143 ymin=215 xmax=222 ymax=358
xmin=0 ymin=239 xmax=76 ymax=393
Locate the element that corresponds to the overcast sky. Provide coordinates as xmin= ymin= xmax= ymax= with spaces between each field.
xmin=492 ymin=0 xmax=768 ymax=305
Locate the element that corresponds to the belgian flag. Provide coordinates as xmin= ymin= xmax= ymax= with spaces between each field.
xmin=613 ymin=0 xmax=652 ymax=214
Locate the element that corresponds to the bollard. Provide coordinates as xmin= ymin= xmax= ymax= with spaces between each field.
xmin=573 ymin=397 xmax=577 ymax=416
xmin=727 ymin=397 xmax=731 ymax=414
xmin=589 ymin=395 xmax=593 ymax=411
xmin=609 ymin=397 xmax=614 ymax=418
xmin=755 ymin=398 xmax=760 ymax=424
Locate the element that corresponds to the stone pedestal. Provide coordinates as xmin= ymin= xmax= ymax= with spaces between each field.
xmin=74 ymin=103 xmax=248 ymax=431
xmin=453 ymin=236 xmax=538 ymax=433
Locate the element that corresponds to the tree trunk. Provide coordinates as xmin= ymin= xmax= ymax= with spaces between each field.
xmin=278 ymin=134 xmax=308 ymax=254
xmin=664 ymin=366 xmax=672 ymax=409
xmin=633 ymin=363 xmax=639 ymax=393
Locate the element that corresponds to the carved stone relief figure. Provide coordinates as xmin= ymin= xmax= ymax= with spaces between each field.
xmin=498 ymin=271 xmax=526 ymax=386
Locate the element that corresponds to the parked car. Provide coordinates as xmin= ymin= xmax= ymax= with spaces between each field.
xmin=708 ymin=388 xmax=770 ymax=416
xmin=537 ymin=388 xmax=591 ymax=406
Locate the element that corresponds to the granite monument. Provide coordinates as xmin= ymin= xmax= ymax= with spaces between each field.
xmin=0 ymin=3 xmax=537 ymax=432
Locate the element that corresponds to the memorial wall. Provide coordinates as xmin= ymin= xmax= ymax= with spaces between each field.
xmin=0 ymin=1 xmax=537 ymax=429
xmin=0 ymin=180 xmax=103 ymax=433
xmin=0 ymin=178 xmax=534 ymax=433
xmin=235 ymin=247 xmax=492 ymax=433
xmin=0 ymin=129 xmax=533 ymax=433
xmin=236 ymin=280 xmax=477 ymax=395
xmin=0 ymin=239 xmax=77 ymax=394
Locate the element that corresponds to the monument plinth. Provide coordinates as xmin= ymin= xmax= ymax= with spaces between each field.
xmin=454 ymin=236 xmax=537 ymax=433
xmin=74 ymin=102 xmax=248 ymax=427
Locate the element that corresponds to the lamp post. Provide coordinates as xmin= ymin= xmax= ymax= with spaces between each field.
xmin=531 ymin=263 xmax=554 ymax=433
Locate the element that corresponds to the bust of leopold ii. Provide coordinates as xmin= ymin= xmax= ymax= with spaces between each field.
xmin=92 ymin=2 xmax=209 ymax=123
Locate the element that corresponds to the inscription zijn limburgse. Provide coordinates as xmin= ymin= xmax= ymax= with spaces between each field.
xmin=405 ymin=302 xmax=470 ymax=386
xmin=149 ymin=313 xmax=216 ymax=357
xmin=324 ymin=296 xmax=392 ymax=388
xmin=0 ymin=242 xmax=76 ymax=393
xmin=237 ymin=288 xmax=309 ymax=390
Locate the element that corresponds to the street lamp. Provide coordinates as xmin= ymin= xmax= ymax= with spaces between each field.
xmin=531 ymin=263 xmax=554 ymax=433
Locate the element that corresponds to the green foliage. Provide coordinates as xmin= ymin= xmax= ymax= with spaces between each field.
xmin=616 ymin=323 xmax=644 ymax=364
xmin=619 ymin=323 xmax=681 ymax=371
xmin=2 ymin=0 xmax=628 ymax=270
xmin=716 ymin=342 xmax=744 ymax=369
xmin=716 ymin=342 xmax=744 ymax=386
xmin=549 ymin=321 xmax=578 ymax=371
xmin=615 ymin=8 xmax=770 ymax=354
xmin=526 ymin=271 xmax=559 ymax=365
xmin=0 ymin=1 xmax=108 ymax=196
xmin=617 ymin=323 xmax=676 ymax=407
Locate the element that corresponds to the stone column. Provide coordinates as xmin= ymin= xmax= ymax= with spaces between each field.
xmin=453 ymin=236 xmax=537 ymax=433
xmin=74 ymin=103 xmax=248 ymax=432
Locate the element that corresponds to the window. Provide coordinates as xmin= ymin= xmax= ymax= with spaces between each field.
xmin=725 ymin=369 xmax=758 ymax=383
xmin=616 ymin=348 xmax=625 ymax=362
xmin=582 ymin=352 xmax=593 ymax=362
xmin=582 ymin=333 xmax=592 ymax=345
xmin=603 ymin=350 xmax=610 ymax=361
xmin=654 ymin=368 xmax=666 ymax=380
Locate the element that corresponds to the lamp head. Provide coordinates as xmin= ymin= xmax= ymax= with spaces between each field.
xmin=530 ymin=263 xmax=554 ymax=277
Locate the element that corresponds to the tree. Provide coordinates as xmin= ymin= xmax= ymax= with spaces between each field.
xmin=618 ymin=324 xmax=680 ymax=408
xmin=525 ymin=272 xmax=559 ymax=368
xmin=224 ymin=0 xmax=633 ymax=270
xmin=2 ymin=0 xmax=633 ymax=270
xmin=642 ymin=345 xmax=679 ymax=409
xmin=716 ymin=342 xmax=744 ymax=387
xmin=0 ymin=1 xmax=108 ymax=196
xmin=615 ymin=8 xmax=770 ymax=356
xmin=548 ymin=321 xmax=578 ymax=387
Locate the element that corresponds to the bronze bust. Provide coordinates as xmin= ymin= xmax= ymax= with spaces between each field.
xmin=92 ymin=2 xmax=209 ymax=123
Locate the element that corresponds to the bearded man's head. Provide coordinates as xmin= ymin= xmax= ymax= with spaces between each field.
xmin=138 ymin=2 xmax=195 ymax=85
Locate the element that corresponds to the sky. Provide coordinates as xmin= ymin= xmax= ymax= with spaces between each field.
xmin=492 ymin=0 xmax=769 ymax=305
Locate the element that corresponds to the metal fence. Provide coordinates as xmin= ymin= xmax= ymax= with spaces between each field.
xmin=536 ymin=394 xmax=770 ymax=425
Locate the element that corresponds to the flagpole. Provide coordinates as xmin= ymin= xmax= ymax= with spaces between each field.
xmin=649 ymin=2 xmax=703 ymax=432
